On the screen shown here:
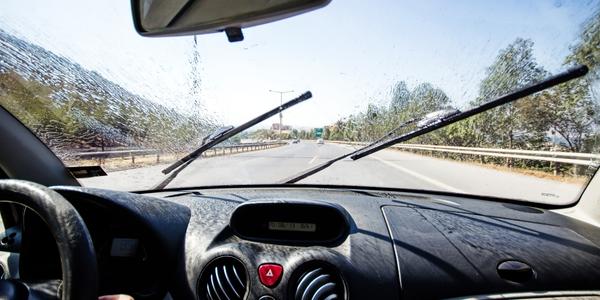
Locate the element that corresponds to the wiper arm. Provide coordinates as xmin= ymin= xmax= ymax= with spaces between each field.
xmin=281 ymin=65 xmax=588 ymax=183
xmin=371 ymin=117 xmax=419 ymax=145
xmin=281 ymin=117 xmax=418 ymax=183
xmin=351 ymin=65 xmax=587 ymax=160
xmin=151 ymin=126 xmax=235 ymax=189
xmin=160 ymin=91 xmax=313 ymax=176
xmin=202 ymin=126 xmax=235 ymax=145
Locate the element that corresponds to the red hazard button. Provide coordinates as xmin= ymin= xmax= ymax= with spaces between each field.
xmin=258 ymin=263 xmax=283 ymax=287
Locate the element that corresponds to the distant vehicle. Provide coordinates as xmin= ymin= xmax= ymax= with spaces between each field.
xmin=317 ymin=138 xmax=324 ymax=144
xmin=292 ymin=139 xmax=300 ymax=144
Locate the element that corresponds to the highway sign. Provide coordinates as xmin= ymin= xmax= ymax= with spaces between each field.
xmin=314 ymin=128 xmax=323 ymax=138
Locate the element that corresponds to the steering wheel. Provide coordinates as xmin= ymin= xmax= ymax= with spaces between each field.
xmin=0 ymin=180 xmax=98 ymax=300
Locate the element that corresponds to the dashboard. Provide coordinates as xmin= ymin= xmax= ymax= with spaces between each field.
xmin=17 ymin=185 xmax=600 ymax=299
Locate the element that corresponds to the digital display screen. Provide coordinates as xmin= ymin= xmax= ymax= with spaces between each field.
xmin=110 ymin=238 xmax=139 ymax=257
xmin=268 ymin=221 xmax=317 ymax=232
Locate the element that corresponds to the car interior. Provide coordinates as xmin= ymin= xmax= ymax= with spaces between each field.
xmin=0 ymin=1 xmax=600 ymax=300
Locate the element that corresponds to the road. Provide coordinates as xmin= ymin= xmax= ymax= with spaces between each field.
xmin=81 ymin=142 xmax=585 ymax=205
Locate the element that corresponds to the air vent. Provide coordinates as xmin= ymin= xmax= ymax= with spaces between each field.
xmin=198 ymin=257 xmax=247 ymax=300
xmin=293 ymin=266 xmax=345 ymax=300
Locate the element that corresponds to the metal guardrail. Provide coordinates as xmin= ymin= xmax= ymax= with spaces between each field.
xmin=71 ymin=140 xmax=599 ymax=168
xmin=70 ymin=142 xmax=286 ymax=163
xmin=398 ymin=144 xmax=600 ymax=159
xmin=72 ymin=149 xmax=159 ymax=159
xmin=331 ymin=141 xmax=600 ymax=167
xmin=394 ymin=144 xmax=600 ymax=167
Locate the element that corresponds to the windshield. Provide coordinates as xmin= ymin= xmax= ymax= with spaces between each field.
xmin=1 ymin=0 xmax=599 ymax=205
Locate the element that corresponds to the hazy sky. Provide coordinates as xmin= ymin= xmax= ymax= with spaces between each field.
xmin=1 ymin=0 xmax=598 ymax=128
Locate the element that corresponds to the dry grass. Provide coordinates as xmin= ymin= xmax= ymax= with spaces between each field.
xmin=65 ymin=153 xmax=180 ymax=172
xmin=469 ymin=161 xmax=589 ymax=184
xmin=391 ymin=148 xmax=590 ymax=184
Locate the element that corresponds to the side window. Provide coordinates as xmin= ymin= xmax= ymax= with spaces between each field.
xmin=0 ymin=204 xmax=8 ymax=279
xmin=0 ymin=211 xmax=4 ymax=235
xmin=0 ymin=203 xmax=19 ymax=231
xmin=0 ymin=203 xmax=11 ymax=235
xmin=0 ymin=203 xmax=21 ymax=279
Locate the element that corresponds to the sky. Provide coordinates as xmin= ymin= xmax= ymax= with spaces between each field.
xmin=1 ymin=0 xmax=598 ymax=128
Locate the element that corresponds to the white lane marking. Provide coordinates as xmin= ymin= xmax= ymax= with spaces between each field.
xmin=308 ymin=155 xmax=318 ymax=164
xmin=372 ymin=155 xmax=466 ymax=194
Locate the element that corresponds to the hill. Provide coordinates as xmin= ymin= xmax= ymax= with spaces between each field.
xmin=0 ymin=29 xmax=214 ymax=159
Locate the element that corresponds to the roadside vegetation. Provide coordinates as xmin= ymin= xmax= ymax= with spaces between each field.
xmin=323 ymin=11 xmax=600 ymax=177
xmin=0 ymin=29 xmax=217 ymax=161
xmin=0 ymin=71 xmax=213 ymax=154
xmin=250 ymin=128 xmax=315 ymax=141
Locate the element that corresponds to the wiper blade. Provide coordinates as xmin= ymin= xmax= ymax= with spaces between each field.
xmin=281 ymin=117 xmax=418 ymax=183
xmin=281 ymin=65 xmax=588 ymax=183
xmin=160 ymin=91 xmax=313 ymax=177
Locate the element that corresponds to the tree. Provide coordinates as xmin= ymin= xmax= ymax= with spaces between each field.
xmin=408 ymin=83 xmax=450 ymax=114
xmin=551 ymin=10 xmax=600 ymax=152
xmin=536 ymin=85 xmax=597 ymax=152
xmin=473 ymin=38 xmax=549 ymax=151
xmin=390 ymin=81 xmax=411 ymax=112
xmin=322 ymin=127 xmax=331 ymax=140
xmin=325 ymin=81 xmax=452 ymax=143
xmin=566 ymin=10 xmax=600 ymax=78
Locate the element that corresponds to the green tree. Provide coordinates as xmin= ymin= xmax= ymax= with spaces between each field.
xmin=566 ymin=10 xmax=600 ymax=78
xmin=549 ymin=10 xmax=600 ymax=152
xmin=408 ymin=83 xmax=450 ymax=115
xmin=390 ymin=81 xmax=411 ymax=112
xmin=473 ymin=38 xmax=548 ymax=151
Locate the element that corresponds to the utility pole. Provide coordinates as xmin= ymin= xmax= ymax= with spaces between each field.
xmin=269 ymin=89 xmax=294 ymax=140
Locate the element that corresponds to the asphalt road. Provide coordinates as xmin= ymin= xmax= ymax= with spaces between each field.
xmin=81 ymin=142 xmax=585 ymax=205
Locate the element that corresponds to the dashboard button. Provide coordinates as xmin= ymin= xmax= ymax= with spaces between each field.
xmin=258 ymin=264 xmax=283 ymax=287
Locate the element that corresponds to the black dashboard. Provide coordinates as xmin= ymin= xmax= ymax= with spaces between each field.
xmin=20 ymin=185 xmax=600 ymax=299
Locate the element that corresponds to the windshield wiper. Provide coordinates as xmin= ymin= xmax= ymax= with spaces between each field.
xmin=155 ymin=91 xmax=313 ymax=187
xmin=281 ymin=65 xmax=588 ymax=184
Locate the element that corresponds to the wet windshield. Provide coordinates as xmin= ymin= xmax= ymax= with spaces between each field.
xmin=1 ymin=0 xmax=599 ymax=205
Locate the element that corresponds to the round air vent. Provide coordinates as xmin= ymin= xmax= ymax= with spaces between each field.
xmin=198 ymin=257 xmax=248 ymax=300
xmin=293 ymin=265 xmax=345 ymax=300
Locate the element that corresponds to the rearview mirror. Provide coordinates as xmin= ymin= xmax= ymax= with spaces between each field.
xmin=131 ymin=0 xmax=331 ymax=42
